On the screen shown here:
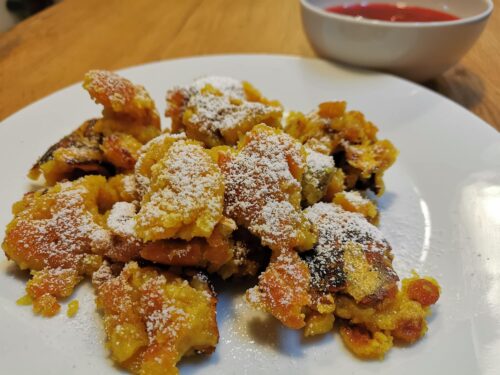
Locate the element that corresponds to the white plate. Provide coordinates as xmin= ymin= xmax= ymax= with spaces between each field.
xmin=0 ymin=55 xmax=499 ymax=375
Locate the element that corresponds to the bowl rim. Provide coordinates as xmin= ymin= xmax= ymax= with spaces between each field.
xmin=300 ymin=0 xmax=494 ymax=28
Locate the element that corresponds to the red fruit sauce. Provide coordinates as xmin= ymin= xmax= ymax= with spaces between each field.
xmin=325 ymin=3 xmax=459 ymax=22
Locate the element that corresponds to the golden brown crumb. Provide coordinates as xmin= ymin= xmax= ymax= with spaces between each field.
xmin=247 ymin=251 xmax=311 ymax=329
xmin=67 ymin=300 xmax=79 ymax=318
xmin=285 ymin=101 xmax=398 ymax=196
xmin=92 ymin=262 xmax=218 ymax=374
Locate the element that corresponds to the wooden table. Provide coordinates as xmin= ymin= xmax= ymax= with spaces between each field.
xmin=0 ymin=0 xmax=498 ymax=130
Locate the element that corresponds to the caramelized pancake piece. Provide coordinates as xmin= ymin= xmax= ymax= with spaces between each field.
xmin=219 ymin=124 xmax=316 ymax=253
xmin=84 ymin=70 xmax=160 ymax=130
xmin=3 ymin=173 xmax=143 ymax=268
xmin=29 ymin=119 xmax=110 ymax=185
xmin=135 ymin=139 xmax=224 ymax=241
xmin=141 ymin=224 xmax=269 ymax=280
xmin=217 ymin=228 xmax=270 ymax=279
xmin=101 ymin=133 xmax=143 ymax=170
xmin=285 ymin=102 xmax=398 ymax=195
xmin=302 ymin=148 xmax=335 ymax=205
xmin=105 ymin=180 xmax=256 ymax=277
xmin=336 ymin=275 xmax=440 ymax=358
xmin=141 ymin=240 xmax=210 ymax=267
xmin=339 ymin=325 xmax=393 ymax=359
xmin=107 ymin=197 xmax=242 ymax=266
xmin=247 ymin=251 xmax=311 ymax=329
xmin=95 ymin=175 xmax=143 ymax=263
xmin=303 ymin=203 xmax=398 ymax=305
xmin=140 ymin=217 xmax=236 ymax=273
xmin=333 ymin=191 xmax=378 ymax=223
xmin=2 ymin=175 xmax=110 ymax=271
xmin=343 ymin=140 xmax=397 ymax=195
xmin=2 ymin=176 xmax=111 ymax=314
xmin=2 ymin=175 xmax=151 ymax=315
xmin=166 ymin=76 xmax=282 ymax=147
xmin=24 ymin=268 xmax=82 ymax=317
xmin=304 ymin=311 xmax=335 ymax=337
xmin=216 ymin=240 xmax=261 ymax=279
xmin=304 ymin=285 xmax=337 ymax=336
xmin=220 ymin=125 xmax=316 ymax=327
xmin=92 ymin=262 xmax=218 ymax=375
xmin=30 ymin=71 xmax=161 ymax=185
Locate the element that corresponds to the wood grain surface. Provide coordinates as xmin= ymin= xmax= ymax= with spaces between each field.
xmin=0 ymin=0 xmax=498 ymax=130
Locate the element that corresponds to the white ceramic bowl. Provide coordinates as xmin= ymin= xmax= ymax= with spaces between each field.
xmin=300 ymin=0 xmax=493 ymax=81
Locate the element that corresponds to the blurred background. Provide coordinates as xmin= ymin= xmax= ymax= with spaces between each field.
xmin=1 ymin=0 xmax=56 ymax=31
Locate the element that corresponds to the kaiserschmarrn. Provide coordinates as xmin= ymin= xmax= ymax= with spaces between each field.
xmin=1 ymin=71 xmax=440 ymax=373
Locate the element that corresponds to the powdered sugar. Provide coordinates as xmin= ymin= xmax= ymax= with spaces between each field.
xmin=188 ymin=93 xmax=275 ymax=133
xmin=91 ymin=261 xmax=114 ymax=287
xmin=191 ymin=76 xmax=245 ymax=98
xmin=146 ymin=306 xmax=185 ymax=341
xmin=302 ymin=148 xmax=335 ymax=204
xmin=246 ymin=250 xmax=310 ymax=326
xmin=85 ymin=70 xmax=132 ymax=108
xmin=222 ymin=127 xmax=307 ymax=251
xmin=167 ymin=76 xmax=281 ymax=145
xmin=252 ymin=201 xmax=303 ymax=248
xmin=120 ymin=175 xmax=138 ymax=197
xmin=305 ymin=202 xmax=387 ymax=251
xmin=143 ymin=291 xmax=188 ymax=344
xmin=341 ymin=191 xmax=370 ymax=206
xmin=305 ymin=148 xmax=334 ymax=174
xmin=135 ymin=139 xmax=223 ymax=240
xmin=134 ymin=132 xmax=187 ymax=198
xmin=10 ymin=184 xmax=111 ymax=270
xmin=107 ymin=202 xmax=137 ymax=237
